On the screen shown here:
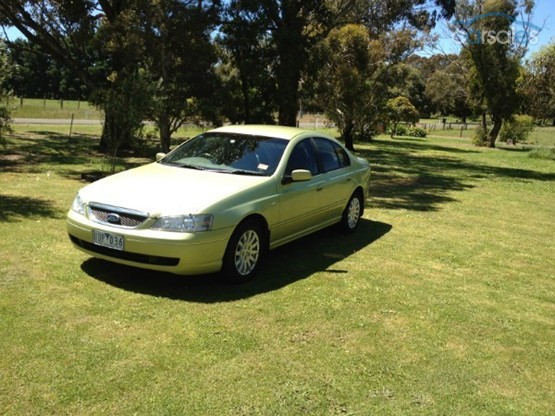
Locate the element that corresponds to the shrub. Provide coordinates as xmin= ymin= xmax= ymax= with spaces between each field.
xmin=0 ymin=42 xmax=12 ymax=147
xmin=386 ymin=125 xmax=427 ymax=138
xmin=387 ymin=124 xmax=408 ymax=137
xmin=386 ymin=96 xmax=419 ymax=138
xmin=408 ymin=127 xmax=427 ymax=138
xmin=499 ymin=115 xmax=535 ymax=144
xmin=0 ymin=106 xmax=12 ymax=147
xmin=472 ymin=125 xmax=489 ymax=146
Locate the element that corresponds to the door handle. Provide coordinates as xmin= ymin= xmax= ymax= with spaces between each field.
xmin=316 ymin=185 xmax=324 ymax=191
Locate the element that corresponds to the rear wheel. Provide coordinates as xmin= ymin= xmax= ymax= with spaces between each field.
xmin=222 ymin=220 xmax=266 ymax=282
xmin=340 ymin=192 xmax=363 ymax=233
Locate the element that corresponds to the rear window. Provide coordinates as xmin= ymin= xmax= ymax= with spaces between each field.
xmin=314 ymin=138 xmax=347 ymax=172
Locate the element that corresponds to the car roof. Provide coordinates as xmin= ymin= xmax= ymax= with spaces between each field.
xmin=209 ymin=124 xmax=330 ymax=141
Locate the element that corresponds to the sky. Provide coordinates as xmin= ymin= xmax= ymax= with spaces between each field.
xmin=422 ymin=0 xmax=555 ymax=58
xmin=2 ymin=0 xmax=554 ymax=59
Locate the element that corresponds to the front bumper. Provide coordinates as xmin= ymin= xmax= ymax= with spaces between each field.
xmin=67 ymin=210 xmax=232 ymax=275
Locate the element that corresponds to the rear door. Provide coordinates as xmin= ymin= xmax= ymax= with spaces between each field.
xmin=312 ymin=137 xmax=354 ymax=220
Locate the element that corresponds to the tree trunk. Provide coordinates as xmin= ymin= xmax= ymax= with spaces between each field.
xmin=343 ymin=120 xmax=355 ymax=151
xmin=99 ymin=111 xmax=119 ymax=152
xmin=99 ymin=106 xmax=134 ymax=155
xmin=239 ymin=71 xmax=251 ymax=123
xmin=275 ymin=3 xmax=303 ymax=127
xmin=488 ymin=116 xmax=502 ymax=148
xmin=158 ymin=119 xmax=171 ymax=153
xmin=276 ymin=62 xmax=300 ymax=126
xmin=100 ymin=115 xmax=109 ymax=151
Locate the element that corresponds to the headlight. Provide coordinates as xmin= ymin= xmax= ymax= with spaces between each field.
xmin=151 ymin=214 xmax=213 ymax=233
xmin=71 ymin=194 xmax=86 ymax=216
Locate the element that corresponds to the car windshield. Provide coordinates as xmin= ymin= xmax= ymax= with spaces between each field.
xmin=160 ymin=132 xmax=288 ymax=176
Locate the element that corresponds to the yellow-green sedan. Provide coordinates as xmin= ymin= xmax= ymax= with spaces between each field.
xmin=67 ymin=125 xmax=371 ymax=281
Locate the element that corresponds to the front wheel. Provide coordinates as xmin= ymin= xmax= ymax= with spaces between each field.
xmin=222 ymin=220 xmax=266 ymax=282
xmin=340 ymin=192 xmax=363 ymax=233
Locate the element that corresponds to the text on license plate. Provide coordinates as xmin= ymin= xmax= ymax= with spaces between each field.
xmin=93 ymin=230 xmax=125 ymax=251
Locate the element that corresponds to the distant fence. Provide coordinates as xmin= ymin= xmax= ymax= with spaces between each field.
xmin=13 ymin=97 xmax=92 ymax=110
xmin=416 ymin=121 xmax=482 ymax=131
xmin=298 ymin=113 xmax=487 ymax=134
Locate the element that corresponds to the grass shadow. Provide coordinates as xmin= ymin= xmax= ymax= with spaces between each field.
xmin=365 ymin=136 xmax=481 ymax=154
xmin=81 ymin=219 xmax=392 ymax=302
xmin=1 ymin=133 xmax=153 ymax=179
xmin=0 ymin=194 xmax=62 ymax=222
xmin=357 ymin=140 xmax=475 ymax=211
xmin=358 ymin=137 xmax=555 ymax=211
xmin=0 ymin=134 xmax=97 ymax=172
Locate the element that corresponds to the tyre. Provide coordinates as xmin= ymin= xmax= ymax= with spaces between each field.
xmin=340 ymin=191 xmax=363 ymax=233
xmin=222 ymin=219 xmax=266 ymax=282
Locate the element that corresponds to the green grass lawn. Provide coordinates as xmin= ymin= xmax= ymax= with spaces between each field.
xmin=1 ymin=127 xmax=554 ymax=415
xmin=423 ymin=123 xmax=555 ymax=148
xmin=10 ymin=98 xmax=103 ymax=120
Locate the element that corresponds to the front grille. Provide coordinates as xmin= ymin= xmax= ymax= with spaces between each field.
xmin=69 ymin=235 xmax=180 ymax=266
xmin=88 ymin=203 xmax=149 ymax=228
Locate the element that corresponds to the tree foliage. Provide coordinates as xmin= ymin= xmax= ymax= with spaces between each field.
xmin=220 ymin=0 xmax=332 ymax=126
xmin=0 ymin=40 xmax=13 ymax=146
xmin=420 ymin=54 xmax=471 ymax=121
xmin=386 ymin=96 xmax=420 ymax=138
xmin=450 ymin=0 xmax=535 ymax=147
xmin=6 ymin=39 xmax=88 ymax=99
xmin=521 ymin=42 xmax=555 ymax=124
xmin=217 ymin=1 xmax=278 ymax=124
xmin=7 ymin=0 xmax=540 ymax=156
xmin=313 ymin=24 xmax=386 ymax=150
xmin=0 ymin=0 xmax=221 ymax=153
xmin=141 ymin=0 xmax=221 ymax=152
xmin=499 ymin=114 xmax=534 ymax=143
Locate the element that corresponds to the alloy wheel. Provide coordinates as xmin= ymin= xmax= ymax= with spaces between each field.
xmin=234 ymin=229 xmax=260 ymax=276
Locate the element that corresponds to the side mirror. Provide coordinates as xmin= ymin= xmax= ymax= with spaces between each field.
xmin=291 ymin=169 xmax=312 ymax=182
xmin=155 ymin=152 xmax=166 ymax=161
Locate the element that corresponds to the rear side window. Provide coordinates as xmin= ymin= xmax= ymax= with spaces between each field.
xmin=313 ymin=138 xmax=349 ymax=173
xmin=335 ymin=144 xmax=351 ymax=168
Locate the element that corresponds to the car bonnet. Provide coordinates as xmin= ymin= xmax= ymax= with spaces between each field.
xmin=79 ymin=162 xmax=269 ymax=215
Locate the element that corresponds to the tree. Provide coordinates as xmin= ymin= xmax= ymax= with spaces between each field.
xmin=99 ymin=69 xmax=151 ymax=172
xmin=386 ymin=96 xmax=420 ymax=138
xmin=0 ymin=0 xmax=222 ymax=152
xmin=313 ymin=24 xmax=386 ymax=150
xmin=271 ymin=0 xmax=332 ymax=126
xmin=423 ymin=54 xmax=471 ymax=121
xmin=450 ymin=0 xmax=535 ymax=147
xmin=335 ymin=0 xmax=456 ymax=33
xmin=219 ymin=0 xmax=456 ymax=130
xmin=218 ymin=2 xmax=278 ymax=124
xmin=0 ymin=40 xmax=13 ymax=146
xmin=221 ymin=0 xmax=331 ymax=126
xmin=387 ymin=62 xmax=428 ymax=117
xmin=0 ymin=0 xmax=145 ymax=150
xmin=142 ymin=0 xmax=221 ymax=152
xmin=6 ymin=39 xmax=88 ymax=99
xmin=522 ymin=42 xmax=555 ymax=124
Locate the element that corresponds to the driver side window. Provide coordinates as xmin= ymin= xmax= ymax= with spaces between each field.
xmin=285 ymin=140 xmax=319 ymax=176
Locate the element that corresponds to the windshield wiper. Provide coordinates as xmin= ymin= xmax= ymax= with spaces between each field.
xmin=164 ymin=162 xmax=209 ymax=170
xmin=183 ymin=164 xmax=209 ymax=170
xmin=229 ymin=169 xmax=265 ymax=176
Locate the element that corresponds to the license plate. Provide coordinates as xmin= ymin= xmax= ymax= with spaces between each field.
xmin=93 ymin=230 xmax=125 ymax=251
